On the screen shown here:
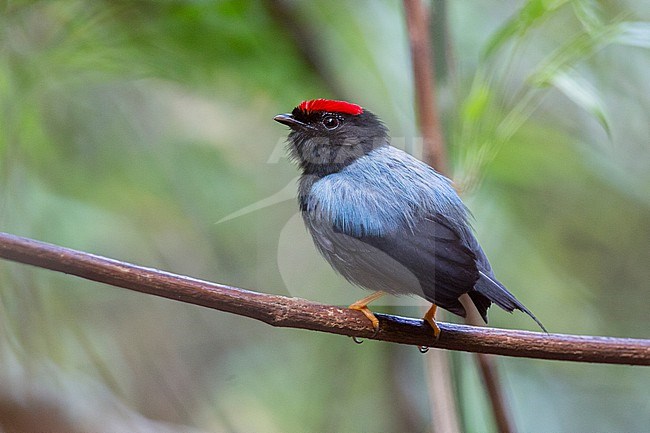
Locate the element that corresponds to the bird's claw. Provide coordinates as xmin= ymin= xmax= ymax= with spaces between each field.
xmin=423 ymin=304 xmax=441 ymax=340
xmin=348 ymin=291 xmax=385 ymax=342
xmin=349 ymin=305 xmax=380 ymax=332
xmin=349 ymin=302 xmax=381 ymax=344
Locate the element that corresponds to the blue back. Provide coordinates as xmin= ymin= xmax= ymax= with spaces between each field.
xmin=305 ymin=146 xmax=470 ymax=239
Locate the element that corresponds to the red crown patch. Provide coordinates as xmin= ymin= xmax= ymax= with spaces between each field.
xmin=297 ymin=99 xmax=363 ymax=116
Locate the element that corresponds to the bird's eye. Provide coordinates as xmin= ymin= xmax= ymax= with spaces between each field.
xmin=322 ymin=116 xmax=340 ymax=130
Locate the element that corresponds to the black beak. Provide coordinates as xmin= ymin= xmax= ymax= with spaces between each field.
xmin=274 ymin=113 xmax=308 ymax=130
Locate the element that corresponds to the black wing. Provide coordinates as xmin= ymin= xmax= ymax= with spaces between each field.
xmin=351 ymin=215 xmax=480 ymax=317
xmin=311 ymin=208 xmax=544 ymax=328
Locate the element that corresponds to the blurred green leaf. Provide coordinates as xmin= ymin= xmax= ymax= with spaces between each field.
xmin=614 ymin=21 xmax=650 ymax=48
xmin=528 ymin=26 xmax=618 ymax=86
xmin=461 ymin=78 xmax=492 ymax=122
xmin=482 ymin=0 xmax=571 ymax=59
xmin=572 ymin=0 xmax=604 ymax=34
xmin=548 ymin=68 xmax=610 ymax=134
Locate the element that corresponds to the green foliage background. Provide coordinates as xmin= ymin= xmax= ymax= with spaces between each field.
xmin=1 ymin=1 xmax=648 ymax=431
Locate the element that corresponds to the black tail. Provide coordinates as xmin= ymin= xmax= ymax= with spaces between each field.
xmin=474 ymin=271 xmax=547 ymax=333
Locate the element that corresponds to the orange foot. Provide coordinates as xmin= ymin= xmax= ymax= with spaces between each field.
xmin=348 ymin=291 xmax=386 ymax=331
xmin=423 ymin=303 xmax=441 ymax=338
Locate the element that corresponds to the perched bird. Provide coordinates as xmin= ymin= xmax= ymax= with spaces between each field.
xmin=274 ymin=99 xmax=546 ymax=337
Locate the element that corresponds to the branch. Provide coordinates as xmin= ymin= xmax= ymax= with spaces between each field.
xmin=0 ymin=232 xmax=648 ymax=366
xmin=462 ymin=294 xmax=517 ymax=433
xmin=404 ymin=1 xmax=516 ymax=431
xmin=262 ymin=0 xmax=345 ymax=98
xmin=403 ymin=0 xmax=448 ymax=176
xmin=403 ymin=2 xmax=461 ymax=431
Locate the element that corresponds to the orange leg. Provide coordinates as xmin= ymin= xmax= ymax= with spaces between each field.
xmin=423 ymin=304 xmax=441 ymax=338
xmin=348 ymin=291 xmax=386 ymax=330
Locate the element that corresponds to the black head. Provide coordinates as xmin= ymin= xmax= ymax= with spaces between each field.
xmin=274 ymin=99 xmax=389 ymax=177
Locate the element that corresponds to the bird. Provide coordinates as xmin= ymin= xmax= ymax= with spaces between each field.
xmin=274 ymin=98 xmax=546 ymax=337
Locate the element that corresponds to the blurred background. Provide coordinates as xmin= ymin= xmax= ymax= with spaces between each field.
xmin=1 ymin=0 xmax=649 ymax=432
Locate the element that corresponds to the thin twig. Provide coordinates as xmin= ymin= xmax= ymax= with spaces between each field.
xmin=423 ymin=347 xmax=462 ymax=433
xmin=404 ymin=1 xmax=520 ymax=431
xmin=262 ymin=0 xmax=344 ymax=97
xmin=0 ymin=232 xmax=648 ymax=365
xmin=462 ymin=295 xmax=516 ymax=433
xmin=475 ymin=354 xmax=512 ymax=432
xmin=403 ymin=2 xmax=459 ymax=431
xmin=403 ymin=0 xmax=448 ymax=176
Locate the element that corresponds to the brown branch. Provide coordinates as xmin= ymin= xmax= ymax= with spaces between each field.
xmin=475 ymin=354 xmax=513 ymax=432
xmin=403 ymin=0 xmax=448 ymax=176
xmin=262 ymin=0 xmax=345 ymax=98
xmin=462 ymin=295 xmax=516 ymax=433
xmin=0 ymin=232 xmax=648 ymax=365
xmin=403 ymin=2 xmax=517 ymax=431
xmin=403 ymin=3 xmax=459 ymax=431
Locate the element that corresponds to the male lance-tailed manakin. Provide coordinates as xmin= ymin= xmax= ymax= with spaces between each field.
xmin=274 ymin=99 xmax=546 ymax=337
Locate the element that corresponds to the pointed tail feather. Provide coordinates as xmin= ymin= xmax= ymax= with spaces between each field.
xmin=475 ymin=271 xmax=547 ymax=333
